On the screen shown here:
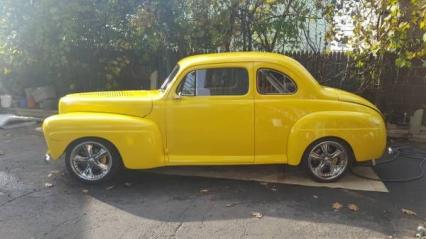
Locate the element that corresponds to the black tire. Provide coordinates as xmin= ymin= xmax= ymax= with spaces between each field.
xmin=65 ymin=138 xmax=123 ymax=184
xmin=302 ymin=137 xmax=353 ymax=183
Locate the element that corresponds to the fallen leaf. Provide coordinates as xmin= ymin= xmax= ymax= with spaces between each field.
xmin=47 ymin=173 xmax=53 ymax=178
xmin=50 ymin=170 xmax=60 ymax=174
xmin=313 ymin=195 xmax=319 ymax=199
xmin=401 ymin=208 xmax=417 ymax=216
xmin=348 ymin=203 xmax=359 ymax=212
xmin=251 ymin=211 xmax=263 ymax=219
xmin=226 ymin=202 xmax=238 ymax=207
xmin=332 ymin=202 xmax=343 ymax=211
xmin=271 ymin=188 xmax=277 ymax=192
xmin=259 ymin=182 xmax=268 ymax=186
xmin=82 ymin=189 xmax=89 ymax=193
xmin=124 ymin=182 xmax=132 ymax=187
xmin=200 ymin=189 xmax=209 ymax=193
xmin=106 ymin=185 xmax=115 ymax=190
xmin=44 ymin=182 xmax=54 ymax=188
xmin=34 ymin=127 xmax=42 ymax=132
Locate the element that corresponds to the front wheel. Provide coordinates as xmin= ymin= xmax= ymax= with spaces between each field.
xmin=65 ymin=138 xmax=122 ymax=184
xmin=302 ymin=138 xmax=353 ymax=183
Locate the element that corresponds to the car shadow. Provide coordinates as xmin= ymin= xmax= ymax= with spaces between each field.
xmin=81 ymin=167 xmax=422 ymax=237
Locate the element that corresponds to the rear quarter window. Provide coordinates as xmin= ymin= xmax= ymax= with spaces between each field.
xmin=257 ymin=68 xmax=297 ymax=95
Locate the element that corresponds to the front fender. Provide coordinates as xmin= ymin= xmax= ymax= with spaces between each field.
xmin=42 ymin=112 xmax=165 ymax=169
xmin=286 ymin=111 xmax=386 ymax=166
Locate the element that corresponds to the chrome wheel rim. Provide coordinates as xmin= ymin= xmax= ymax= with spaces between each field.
xmin=308 ymin=141 xmax=348 ymax=181
xmin=69 ymin=141 xmax=112 ymax=181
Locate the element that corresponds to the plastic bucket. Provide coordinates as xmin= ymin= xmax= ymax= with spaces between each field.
xmin=0 ymin=95 xmax=12 ymax=108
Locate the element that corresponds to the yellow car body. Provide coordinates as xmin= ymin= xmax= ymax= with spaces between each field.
xmin=43 ymin=52 xmax=386 ymax=170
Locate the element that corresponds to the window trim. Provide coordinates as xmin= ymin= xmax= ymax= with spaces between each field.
xmin=160 ymin=64 xmax=180 ymax=91
xmin=177 ymin=70 xmax=196 ymax=96
xmin=176 ymin=67 xmax=250 ymax=97
xmin=256 ymin=68 xmax=298 ymax=95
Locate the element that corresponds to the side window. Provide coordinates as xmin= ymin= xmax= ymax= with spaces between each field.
xmin=180 ymin=71 xmax=196 ymax=96
xmin=257 ymin=69 xmax=297 ymax=94
xmin=178 ymin=68 xmax=248 ymax=96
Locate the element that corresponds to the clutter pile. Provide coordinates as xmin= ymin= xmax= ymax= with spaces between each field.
xmin=24 ymin=86 xmax=57 ymax=110
xmin=0 ymin=86 xmax=57 ymax=110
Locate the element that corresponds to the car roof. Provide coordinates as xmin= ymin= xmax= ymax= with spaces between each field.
xmin=175 ymin=51 xmax=322 ymax=97
xmin=177 ymin=51 xmax=300 ymax=69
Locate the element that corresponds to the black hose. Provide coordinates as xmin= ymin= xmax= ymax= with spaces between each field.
xmin=350 ymin=145 xmax=426 ymax=183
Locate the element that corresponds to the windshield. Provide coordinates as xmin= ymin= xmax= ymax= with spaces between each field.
xmin=160 ymin=64 xmax=180 ymax=91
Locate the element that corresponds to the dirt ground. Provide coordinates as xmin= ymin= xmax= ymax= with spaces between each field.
xmin=0 ymin=126 xmax=425 ymax=239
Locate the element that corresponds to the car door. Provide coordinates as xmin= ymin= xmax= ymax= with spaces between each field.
xmin=165 ymin=63 xmax=254 ymax=164
xmin=254 ymin=62 xmax=300 ymax=164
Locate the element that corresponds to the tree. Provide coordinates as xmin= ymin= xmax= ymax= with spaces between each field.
xmin=326 ymin=0 xmax=426 ymax=91
xmin=0 ymin=0 xmax=145 ymax=93
xmin=232 ymin=0 xmax=313 ymax=52
xmin=0 ymin=0 xmax=332 ymax=95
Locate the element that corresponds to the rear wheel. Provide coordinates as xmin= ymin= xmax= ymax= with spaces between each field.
xmin=65 ymin=138 xmax=122 ymax=184
xmin=303 ymin=138 xmax=353 ymax=182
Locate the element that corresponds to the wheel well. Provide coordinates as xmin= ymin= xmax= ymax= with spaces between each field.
xmin=65 ymin=136 xmax=122 ymax=160
xmin=301 ymin=136 xmax=356 ymax=165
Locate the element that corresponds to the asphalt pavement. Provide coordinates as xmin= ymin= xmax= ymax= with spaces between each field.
xmin=0 ymin=126 xmax=425 ymax=239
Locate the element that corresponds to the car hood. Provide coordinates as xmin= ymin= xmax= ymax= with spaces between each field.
xmin=322 ymin=87 xmax=379 ymax=112
xmin=59 ymin=90 xmax=161 ymax=117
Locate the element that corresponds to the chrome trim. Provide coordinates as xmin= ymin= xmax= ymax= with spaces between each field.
xmin=44 ymin=153 xmax=51 ymax=162
xmin=387 ymin=146 xmax=395 ymax=155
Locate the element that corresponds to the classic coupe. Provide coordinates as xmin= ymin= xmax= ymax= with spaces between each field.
xmin=42 ymin=52 xmax=386 ymax=183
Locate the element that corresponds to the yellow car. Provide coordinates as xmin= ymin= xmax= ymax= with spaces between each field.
xmin=42 ymin=52 xmax=386 ymax=183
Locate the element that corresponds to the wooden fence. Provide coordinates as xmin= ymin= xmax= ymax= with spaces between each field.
xmin=285 ymin=52 xmax=426 ymax=121
xmin=141 ymin=50 xmax=425 ymax=121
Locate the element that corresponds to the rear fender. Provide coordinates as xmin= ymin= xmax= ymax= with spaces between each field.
xmin=286 ymin=111 xmax=386 ymax=165
xmin=42 ymin=112 xmax=164 ymax=169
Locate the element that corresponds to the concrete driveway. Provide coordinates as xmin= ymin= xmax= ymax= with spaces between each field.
xmin=0 ymin=126 xmax=425 ymax=239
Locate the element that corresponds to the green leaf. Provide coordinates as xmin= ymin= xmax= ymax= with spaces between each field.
xmin=395 ymin=58 xmax=411 ymax=68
